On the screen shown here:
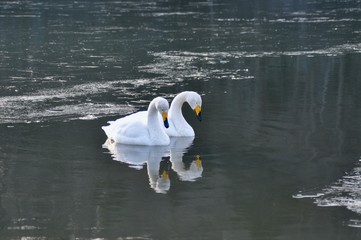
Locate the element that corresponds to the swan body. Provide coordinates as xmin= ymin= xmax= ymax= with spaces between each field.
xmin=102 ymin=97 xmax=170 ymax=146
xmin=165 ymin=91 xmax=202 ymax=137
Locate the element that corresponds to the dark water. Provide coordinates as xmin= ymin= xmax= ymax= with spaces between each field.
xmin=1 ymin=0 xmax=361 ymax=239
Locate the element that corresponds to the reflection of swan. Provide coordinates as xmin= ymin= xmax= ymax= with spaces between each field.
xmin=102 ymin=97 xmax=170 ymax=145
xmin=169 ymin=137 xmax=203 ymax=181
xmin=166 ymin=91 xmax=202 ymax=137
xmin=148 ymin=158 xmax=171 ymax=194
xmin=104 ymin=142 xmax=171 ymax=193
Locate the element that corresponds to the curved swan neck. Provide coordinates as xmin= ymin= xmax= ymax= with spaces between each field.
xmin=147 ymin=99 xmax=160 ymax=127
xmin=147 ymin=99 xmax=157 ymax=113
xmin=169 ymin=92 xmax=188 ymax=117
xmin=147 ymin=99 xmax=166 ymax=136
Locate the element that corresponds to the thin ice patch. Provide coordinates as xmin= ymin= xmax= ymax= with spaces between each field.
xmin=293 ymin=159 xmax=361 ymax=227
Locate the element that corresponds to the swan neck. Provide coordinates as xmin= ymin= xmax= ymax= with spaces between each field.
xmin=147 ymin=101 xmax=159 ymax=127
xmin=147 ymin=100 xmax=165 ymax=136
xmin=170 ymin=93 xmax=187 ymax=117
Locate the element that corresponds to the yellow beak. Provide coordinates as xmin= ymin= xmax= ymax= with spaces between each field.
xmin=162 ymin=112 xmax=168 ymax=121
xmin=194 ymin=105 xmax=202 ymax=121
xmin=194 ymin=106 xmax=201 ymax=115
xmin=162 ymin=112 xmax=169 ymax=128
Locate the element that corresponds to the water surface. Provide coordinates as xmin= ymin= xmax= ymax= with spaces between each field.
xmin=1 ymin=0 xmax=361 ymax=239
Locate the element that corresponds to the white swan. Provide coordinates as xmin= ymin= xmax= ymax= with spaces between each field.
xmin=102 ymin=97 xmax=170 ymax=146
xmin=165 ymin=91 xmax=202 ymax=137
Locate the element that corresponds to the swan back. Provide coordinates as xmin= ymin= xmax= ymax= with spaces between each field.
xmin=102 ymin=97 xmax=170 ymax=145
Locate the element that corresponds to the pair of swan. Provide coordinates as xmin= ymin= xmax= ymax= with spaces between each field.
xmin=102 ymin=91 xmax=202 ymax=146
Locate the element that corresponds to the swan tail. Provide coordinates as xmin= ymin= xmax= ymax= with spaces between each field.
xmin=102 ymin=125 xmax=113 ymax=138
xmin=102 ymin=138 xmax=115 ymax=148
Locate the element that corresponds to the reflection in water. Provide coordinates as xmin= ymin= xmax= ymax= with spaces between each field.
xmin=104 ymin=142 xmax=170 ymax=193
xmin=169 ymin=137 xmax=203 ymax=181
xmin=103 ymin=137 xmax=202 ymax=193
xmin=293 ymin=159 xmax=361 ymax=228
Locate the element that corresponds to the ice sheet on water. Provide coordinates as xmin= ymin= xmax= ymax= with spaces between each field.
xmin=0 ymin=71 xmax=185 ymax=124
xmin=292 ymin=193 xmax=325 ymax=199
xmin=314 ymin=167 xmax=361 ymax=215
xmin=139 ymin=43 xmax=361 ymax=84
xmin=0 ymin=81 xmax=135 ymax=124
xmin=139 ymin=51 xmax=254 ymax=82
xmin=293 ymin=161 xmax=361 ymax=227
xmin=141 ymin=44 xmax=361 ymax=83
xmin=347 ymin=219 xmax=361 ymax=228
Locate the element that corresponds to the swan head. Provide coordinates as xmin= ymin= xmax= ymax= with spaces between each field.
xmin=186 ymin=92 xmax=202 ymax=122
xmin=155 ymin=97 xmax=170 ymax=128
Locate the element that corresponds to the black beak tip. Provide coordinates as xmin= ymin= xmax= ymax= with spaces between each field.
xmin=164 ymin=119 xmax=169 ymax=128
xmin=197 ymin=112 xmax=202 ymax=122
